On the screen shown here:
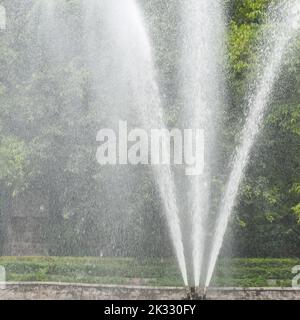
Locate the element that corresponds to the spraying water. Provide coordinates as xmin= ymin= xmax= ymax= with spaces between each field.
xmin=205 ymin=0 xmax=300 ymax=288
xmin=17 ymin=0 xmax=300 ymax=290
xmin=82 ymin=0 xmax=188 ymax=285
xmin=180 ymin=0 xmax=224 ymax=286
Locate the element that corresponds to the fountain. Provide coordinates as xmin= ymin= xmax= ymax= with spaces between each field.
xmin=27 ymin=0 xmax=300 ymax=295
xmin=1 ymin=0 xmax=300 ymax=300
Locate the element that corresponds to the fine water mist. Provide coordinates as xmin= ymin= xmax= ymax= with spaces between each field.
xmin=82 ymin=0 xmax=188 ymax=285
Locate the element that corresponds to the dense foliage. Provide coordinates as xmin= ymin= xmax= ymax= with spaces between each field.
xmin=0 ymin=0 xmax=299 ymax=258
xmin=225 ymin=0 xmax=300 ymax=257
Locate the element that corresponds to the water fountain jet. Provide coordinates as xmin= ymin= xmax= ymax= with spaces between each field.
xmin=82 ymin=0 xmax=189 ymax=285
xmin=205 ymin=0 xmax=300 ymax=289
xmin=180 ymin=0 xmax=225 ymax=288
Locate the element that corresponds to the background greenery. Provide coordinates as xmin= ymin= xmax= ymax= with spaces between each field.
xmin=0 ymin=0 xmax=299 ymax=260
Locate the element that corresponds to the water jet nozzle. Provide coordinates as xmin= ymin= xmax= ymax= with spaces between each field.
xmin=184 ymin=287 xmax=207 ymax=300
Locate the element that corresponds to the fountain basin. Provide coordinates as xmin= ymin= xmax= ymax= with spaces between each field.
xmin=0 ymin=282 xmax=299 ymax=300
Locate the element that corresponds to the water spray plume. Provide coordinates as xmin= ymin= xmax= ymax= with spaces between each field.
xmin=205 ymin=0 xmax=300 ymax=288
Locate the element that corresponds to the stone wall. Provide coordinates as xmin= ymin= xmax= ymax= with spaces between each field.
xmin=1 ymin=191 xmax=49 ymax=256
xmin=0 ymin=283 xmax=299 ymax=300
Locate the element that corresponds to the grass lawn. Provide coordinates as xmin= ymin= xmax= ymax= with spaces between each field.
xmin=0 ymin=257 xmax=299 ymax=287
